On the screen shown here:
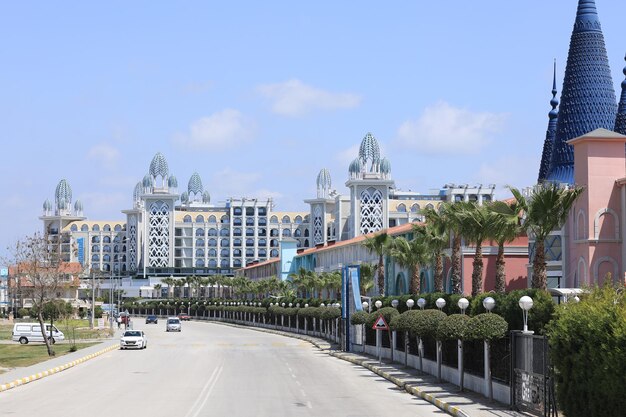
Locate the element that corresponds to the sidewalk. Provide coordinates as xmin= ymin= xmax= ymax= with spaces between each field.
xmin=214 ymin=321 xmax=528 ymax=417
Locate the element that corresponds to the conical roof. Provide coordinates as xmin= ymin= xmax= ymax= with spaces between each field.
xmin=615 ymin=54 xmax=626 ymax=135
xmin=55 ymin=179 xmax=72 ymax=207
xmin=149 ymin=152 xmax=169 ymax=178
xmin=188 ymin=172 xmax=203 ymax=196
xmin=316 ymin=168 xmax=331 ymax=190
xmin=546 ymin=0 xmax=617 ymax=184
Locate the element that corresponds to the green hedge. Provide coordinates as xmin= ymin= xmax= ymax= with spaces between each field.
xmin=465 ymin=313 xmax=508 ymax=341
xmin=407 ymin=309 xmax=446 ymax=339
xmin=436 ymin=314 xmax=470 ymax=340
xmin=547 ymin=285 xmax=626 ymax=416
xmin=350 ymin=311 xmax=369 ymax=325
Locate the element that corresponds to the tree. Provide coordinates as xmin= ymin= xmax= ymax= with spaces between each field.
xmin=387 ymin=236 xmax=429 ymax=294
xmin=460 ymin=203 xmax=496 ymax=296
xmin=418 ymin=209 xmax=448 ymax=292
xmin=502 ymin=184 xmax=584 ymax=290
xmin=488 ymin=200 xmax=522 ymax=293
xmin=161 ymin=277 xmax=176 ymax=299
xmin=439 ymin=203 xmax=466 ymax=294
xmin=358 ymin=263 xmax=375 ymax=296
xmin=362 ymin=232 xmax=390 ymax=295
xmin=6 ymin=232 xmax=73 ymax=356
xmin=153 ymin=283 xmax=162 ymax=299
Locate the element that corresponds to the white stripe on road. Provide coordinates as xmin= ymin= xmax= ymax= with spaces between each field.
xmin=184 ymin=363 xmax=224 ymax=417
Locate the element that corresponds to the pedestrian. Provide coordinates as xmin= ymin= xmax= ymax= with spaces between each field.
xmin=116 ymin=316 xmax=121 ymax=329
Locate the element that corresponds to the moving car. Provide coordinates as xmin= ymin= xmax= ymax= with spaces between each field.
xmin=12 ymin=323 xmax=65 ymax=345
xmin=166 ymin=317 xmax=182 ymax=332
xmin=145 ymin=315 xmax=158 ymax=324
xmin=120 ymin=330 xmax=147 ymax=349
xmin=177 ymin=313 xmax=191 ymax=321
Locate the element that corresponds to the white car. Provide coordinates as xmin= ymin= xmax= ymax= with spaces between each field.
xmin=120 ymin=330 xmax=148 ymax=350
xmin=166 ymin=317 xmax=181 ymax=332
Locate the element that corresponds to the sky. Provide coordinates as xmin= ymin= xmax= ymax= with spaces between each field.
xmin=2 ymin=1 xmax=626 ymax=258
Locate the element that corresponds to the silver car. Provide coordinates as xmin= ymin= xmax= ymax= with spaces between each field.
xmin=166 ymin=317 xmax=181 ymax=332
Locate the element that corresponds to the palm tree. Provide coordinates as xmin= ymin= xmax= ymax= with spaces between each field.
xmin=387 ymin=236 xmax=430 ymax=294
xmin=358 ymin=263 xmax=375 ymax=296
xmin=460 ymin=203 xmax=497 ymax=296
xmin=503 ymin=184 xmax=584 ymax=290
xmin=288 ymin=267 xmax=312 ymax=298
xmin=488 ymin=200 xmax=522 ymax=293
xmin=418 ymin=209 xmax=448 ymax=292
xmin=161 ymin=277 xmax=175 ymax=299
xmin=362 ymin=232 xmax=390 ymax=295
xmin=440 ymin=202 xmax=475 ymax=294
xmin=153 ymin=283 xmax=162 ymax=299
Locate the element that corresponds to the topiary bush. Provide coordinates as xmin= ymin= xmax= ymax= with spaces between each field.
xmin=407 ymin=309 xmax=446 ymax=339
xmin=350 ymin=310 xmax=369 ymax=325
xmin=465 ymin=313 xmax=508 ymax=341
xmin=321 ymin=307 xmax=341 ymax=321
xmin=546 ymin=284 xmax=626 ymax=417
xmin=436 ymin=314 xmax=470 ymax=340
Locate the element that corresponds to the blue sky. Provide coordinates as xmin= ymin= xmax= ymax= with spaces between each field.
xmin=2 ymin=1 xmax=626 ymax=257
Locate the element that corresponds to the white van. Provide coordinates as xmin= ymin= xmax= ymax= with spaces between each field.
xmin=12 ymin=323 xmax=65 ymax=345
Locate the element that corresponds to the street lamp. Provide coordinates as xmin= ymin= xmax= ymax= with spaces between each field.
xmin=483 ymin=296 xmax=496 ymax=313
xmin=320 ymin=303 xmax=325 ymax=307
xmin=436 ymin=298 xmax=446 ymax=311
xmin=406 ymin=299 xmax=415 ymax=310
xmin=288 ymin=302 xmax=293 ymax=307
xmin=304 ymin=303 xmax=309 ymax=308
xmin=417 ymin=298 xmax=426 ymax=310
xmin=374 ymin=300 xmax=382 ymax=310
xmin=391 ymin=299 xmax=399 ymax=309
xmin=458 ymin=297 xmax=469 ymax=315
xmin=519 ymin=296 xmax=534 ymax=334
xmin=362 ymin=301 xmax=369 ymax=312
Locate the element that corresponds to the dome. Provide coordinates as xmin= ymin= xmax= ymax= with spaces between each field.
xmin=380 ymin=158 xmax=391 ymax=174
xmin=168 ymin=175 xmax=178 ymax=188
xmin=349 ymin=158 xmax=362 ymax=174
xmin=142 ymin=174 xmax=154 ymax=188
xmin=149 ymin=152 xmax=169 ymax=178
xmin=55 ymin=179 xmax=72 ymax=207
xmin=74 ymin=200 xmax=83 ymax=212
xmin=188 ymin=172 xmax=203 ymax=196
xmin=133 ymin=182 xmax=142 ymax=201
xmin=43 ymin=199 xmax=52 ymax=211
xmin=358 ymin=132 xmax=381 ymax=167
xmin=58 ymin=199 xmax=67 ymax=210
xmin=316 ymin=168 xmax=331 ymax=190
xmin=181 ymin=191 xmax=189 ymax=204
xmin=202 ymin=190 xmax=211 ymax=203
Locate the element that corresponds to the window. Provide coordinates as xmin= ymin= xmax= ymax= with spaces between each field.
xmin=220 ymin=259 xmax=229 ymax=268
xmin=294 ymin=229 xmax=302 ymax=237
xmin=258 ymin=249 xmax=267 ymax=257
xmin=234 ymin=249 xmax=242 ymax=256
xmin=92 ymin=236 xmax=100 ymax=244
xmin=270 ymin=239 xmax=279 ymax=247
xmin=92 ymin=244 xmax=100 ymax=252
xmin=282 ymin=215 xmax=291 ymax=224
xmin=196 ymin=249 xmax=204 ymax=257
xmin=114 ymin=224 xmax=122 ymax=231
xmin=258 ymin=218 xmax=267 ymax=226
xmin=270 ymin=249 xmax=279 ymax=258
xmin=270 ymin=216 xmax=278 ymax=224
xmin=70 ymin=224 xmax=78 ymax=232
xmin=208 ymin=228 xmax=217 ymax=236
xmin=92 ymin=225 xmax=100 ymax=232
xmin=397 ymin=204 xmax=407 ymax=212
xmin=258 ymin=207 xmax=267 ymax=216
xmin=246 ymin=238 xmax=254 ymax=246
xmin=184 ymin=215 xmax=192 ymax=223
xmin=234 ymin=228 xmax=242 ymax=237
xmin=246 ymin=207 xmax=254 ymax=216
xmin=208 ymin=259 xmax=217 ymax=268
xmin=196 ymin=228 xmax=204 ymax=237
xmin=220 ymin=228 xmax=229 ymax=236
xmin=208 ymin=215 xmax=217 ymax=223
xmin=234 ymin=238 xmax=242 ymax=247
xmin=270 ymin=229 xmax=279 ymax=237
xmin=234 ymin=207 xmax=243 ymax=216
xmin=220 ymin=215 xmax=229 ymax=223
xmin=208 ymin=249 xmax=217 ymax=257
xmin=92 ymin=254 xmax=100 ymax=261
xmin=103 ymin=236 xmax=111 ymax=243
xmin=221 ymin=238 xmax=229 ymax=246
xmin=234 ymin=259 xmax=242 ymax=267
xmin=246 ymin=228 xmax=254 ymax=236
xmin=196 ymin=259 xmax=205 ymax=267
xmin=208 ymin=239 xmax=217 ymax=247
xmin=411 ymin=204 xmax=420 ymax=213
xmin=258 ymin=238 xmax=267 ymax=246
xmin=295 ymin=215 xmax=303 ymax=224
xmin=195 ymin=215 xmax=204 ymax=223
xmin=282 ymin=229 xmax=291 ymax=237
xmin=246 ymin=217 xmax=254 ymax=226
xmin=196 ymin=239 xmax=204 ymax=247
xmin=246 ymin=248 xmax=254 ymax=257
xmin=103 ymin=245 xmax=111 ymax=253
xmin=233 ymin=217 xmax=242 ymax=226
xmin=221 ymin=249 xmax=229 ymax=257
xmin=81 ymin=224 xmax=89 ymax=232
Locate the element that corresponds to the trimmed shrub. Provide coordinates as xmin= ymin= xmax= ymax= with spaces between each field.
xmin=321 ymin=307 xmax=341 ymax=321
xmin=298 ymin=307 xmax=318 ymax=318
xmin=465 ymin=313 xmax=508 ymax=341
xmin=350 ymin=311 xmax=369 ymax=325
xmin=436 ymin=314 xmax=470 ymax=340
xmin=546 ymin=285 xmax=626 ymax=417
xmin=407 ymin=309 xmax=446 ymax=339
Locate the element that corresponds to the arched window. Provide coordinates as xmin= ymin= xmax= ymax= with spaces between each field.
xmin=258 ymin=207 xmax=267 ymax=216
xmin=195 ymin=215 xmax=204 ymax=223
xmin=246 ymin=217 xmax=254 ymax=226
xmin=304 ymin=239 xmax=309 ymax=247
xmin=425 ymin=204 xmax=434 ymax=210
xmin=196 ymin=259 xmax=205 ymax=267
xmin=92 ymin=225 xmax=100 ymax=232
xmin=70 ymin=224 xmax=78 ymax=232
xmin=258 ymin=249 xmax=267 ymax=257
xmin=270 ymin=239 xmax=279 ymax=247
xmin=258 ymin=228 xmax=266 ymax=237
xmin=221 ymin=238 xmax=229 ymax=246
xmin=234 ymin=207 xmax=243 ymax=216
xmin=220 ymin=259 xmax=229 ymax=268
xmin=81 ymin=224 xmax=89 ymax=232
xmin=220 ymin=228 xmax=229 ymax=236
xmin=246 ymin=249 xmax=254 ymax=257
xmin=258 ymin=238 xmax=267 ymax=246
xmin=270 ymin=216 xmax=279 ymax=224
xmin=282 ymin=229 xmax=292 ymax=237
xmin=234 ymin=249 xmax=242 ymax=257
xmin=114 ymin=236 xmax=121 ymax=243
xmin=103 ymin=254 xmax=111 ymax=262
xmin=208 ymin=239 xmax=217 ymax=247
xmin=295 ymin=215 xmax=303 ymax=224
xmin=397 ymin=203 xmax=407 ymax=212
xmin=270 ymin=249 xmax=279 ymax=258
xmin=183 ymin=215 xmax=192 ymax=223
xmin=282 ymin=215 xmax=291 ymax=224
xmin=196 ymin=239 xmax=204 ymax=247
xmin=92 ymin=244 xmax=100 ymax=252
xmin=208 ymin=259 xmax=217 ymax=268
xmin=114 ymin=245 xmax=119 ymax=253
xmin=103 ymin=224 xmax=110 ymax=232
xmin=411 ymin=204 xmax=420 ymax=213
xmin=234 ymin=238 xmax=242 ymax=247
xmin=246 ymin=238 xmax=254 ymax=246
xmin=246 ymin=228 xmax=254 ymax=236
xmin=234 ymin=259 xmax=242 ymax=268
xmin=270 ymin=229 xmax=279 ymax=237
xmin=208 ymin=249 xmax=217 ymax=257
xmin=297 ymin=240 xmax=302 ymax=247
xmin=208 ymin=215 xmax=217 ymax=223
xmin=234 ymin=228 xmax=242 ymax=237
xmin=103 ymin=236 xmax=111 ymax=243
xmin=221 ymin=248 xmax=229 ymax=257
xmin=92 ymin=254 xmax=100 ymax=261
xmin=114 ymin=224 xmax=122 ymax=231
xmin=103 ymin=245 xmax=111 ymax=253
xmin=220 ymin=215 xmax=229 ymax=223
xmin=196 ymin=248 xmax=204 ymax=257
xmin=246 ymin=207 xmax=254 ymax=216
xmin=304 ymin=229 xmax=310 ymax=237
xmin=258 ymin=218 xmax=267 ymax=226
xmin=233 ymin=217 xmax=242 ymax=226
xmin=208 ymin=228 xmax=217 ymax=236
xmin=294 ymin=229 xmax=302 ymax=237
xmin=196 ymin=228 xmax=204 ymax=237
xmin=114 ymin=255 xmax=119 ymax=262
xmin=92 ymin=236 xmax=100 ymax=244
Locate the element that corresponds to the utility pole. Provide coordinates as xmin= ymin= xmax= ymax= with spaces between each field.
xmin=90 ymin=270 xmax=95 ymax=329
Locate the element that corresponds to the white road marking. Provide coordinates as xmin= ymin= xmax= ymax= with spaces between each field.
xmin=184 ymin=363 xmax=224 ymax=417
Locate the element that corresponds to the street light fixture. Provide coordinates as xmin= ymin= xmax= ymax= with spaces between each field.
xmin=417 ymin=298 xmax=426 ymax=310
xmin=519 ymin=296 xmax=534 ymax=334
xmin=435 ymin=298 xmax=446 ymax=311
xmin=458 ymin=297 xmax=469 ymax=315
xmin=374 ymin=300 xmax=382 ymax=310
xmin=391 ymin=299 xmax=399 ymax=309
xmin=362 ymin=301 xmax=369 ymax=312
xmin=483 ymin=296 xmax=496 ymax=312
xmin=406 ymin=299 xmax=415 ymax=310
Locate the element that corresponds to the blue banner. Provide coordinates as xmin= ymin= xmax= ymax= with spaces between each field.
xmin=77 ymin=238 xmax=84 ymax=266
xmin=348 ymin=266 xmax=362 ymax=311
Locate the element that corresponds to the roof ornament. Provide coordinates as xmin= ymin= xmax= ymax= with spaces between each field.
xmin=316 ymin=168 xmax=332 ymax=198
xmin=614 ymin=53 xmax=626 ymax=135
xmin=55 ymin=179 xmax=72 ymax=212
xmin=188 ymin=172 xmax=204 ymax=198
xmin=358 ymin=132 xmax=381 ymax=173
xmin=538 ymin=60 xmax=560 ymax=182
xmin=149 ymin=152 xmax=169 ymax=180
xmin=202 ymin=190 xmax=211 ymax=204
xmin=380 ymin=158 xmax=391 ymax=176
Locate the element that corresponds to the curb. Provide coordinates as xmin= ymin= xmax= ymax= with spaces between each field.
xmin=210 ymin=320 xmax=471 ymax=417
xmin=0 ymin=344 xmax=118 ymax=393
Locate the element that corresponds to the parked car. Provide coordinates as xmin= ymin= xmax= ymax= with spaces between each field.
xmin=166 ymin=317 xmax=182 ymax=332
xmin=145 ymin=315 xmax=158 ymax=324
xmin=12 ymin=323 xmax=65 ymax=345
xmin=120 ymin=330 xmax=147 ymax=350
xmin=177 ymin=313 xmax=191 ymax=321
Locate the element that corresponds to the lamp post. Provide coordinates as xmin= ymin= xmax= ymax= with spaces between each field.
xmin=483 ymin=296 xmax=495 ymax=313
xmin=483 ymin=296 xmax=496 ymax=400
xmin=519 ymin=296 xmax=534 ymax=334
xmin=362 ymin=301 xmax=369 ymax=312
xmin=436 ymin=297 xmax=446 ymax=311
xmin=391 ymin=299 xmax=399 ymax=308
xmin=435 ymin=297 xmax=446 ymax=381
xmin=404 ymin=299 xmax=414 ymax=366
xmin=374 ymin=300 xmax=382 ymax=309
xmin=374 ymin=300 xmax=383 ymax=363
xmin=457 ymin=297 xmax=469 ymax=390
xmin=406 ymin=299 xmax=414 ymax=310
xmin=417 ymin=297 xmax=426 ymax=310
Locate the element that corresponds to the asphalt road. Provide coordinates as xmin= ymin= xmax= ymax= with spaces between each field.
xmin=0 ymin=320 xmax=442 ymax=417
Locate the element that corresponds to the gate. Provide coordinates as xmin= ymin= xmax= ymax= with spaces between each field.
xmin=510 ymin=332 xmax=558 ymax=416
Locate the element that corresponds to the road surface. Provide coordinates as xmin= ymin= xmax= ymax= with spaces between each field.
xmin=0 ymin=320 xmax=443 ymax=417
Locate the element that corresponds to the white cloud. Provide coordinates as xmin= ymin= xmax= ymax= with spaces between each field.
xmin=475 ymin=156 xmax=538 ymax=199
xmin=87 ymin=143 xmax=121 ymax=168
xmin=174 ymin=109 xmax=255 ymax=151
xmin=396 ymin=101 xmax=507 ymax=154
xmin=257 ymin=79 xmax=362 ymax=116
xmin=335 ymin=144 xmax=360 ymax=166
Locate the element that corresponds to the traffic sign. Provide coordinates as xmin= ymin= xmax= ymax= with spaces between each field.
xmin=372 ymin=315 xmax=389 ymax=330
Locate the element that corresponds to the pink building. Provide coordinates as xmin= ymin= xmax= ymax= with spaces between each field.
xmin=566 ymin=128 xmax=626 ymax=286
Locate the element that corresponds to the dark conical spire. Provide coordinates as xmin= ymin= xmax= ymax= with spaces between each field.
xmin=614 ymin=54 xmax=626 ymax=135
xmin=545 ymin=0 xmax=617 ymax=184
xmin=538 ymin=61 xmax=559 ymax=183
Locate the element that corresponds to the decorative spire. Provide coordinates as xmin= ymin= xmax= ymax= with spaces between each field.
xmin=202 ymin=190 xmax=211 ymax=204
xmin=614 ymin=54 xmax=626 ymax=135
xmin=538 ymin=61 xmax=560 ymax=182
xmin=55 ymin=179 xmax=72 ymax=211
xmin=358 ymin=132 xmax=381 ymax=173
xmin=546 ymin=0 xmax=617 ymax=184
xmin=188 ymin=172 xmax=203 ymax=197
xmin=316 ymin=168 xmax=332 ymax=198
xmin=149 ymin=152 xmax=169 ymax=179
